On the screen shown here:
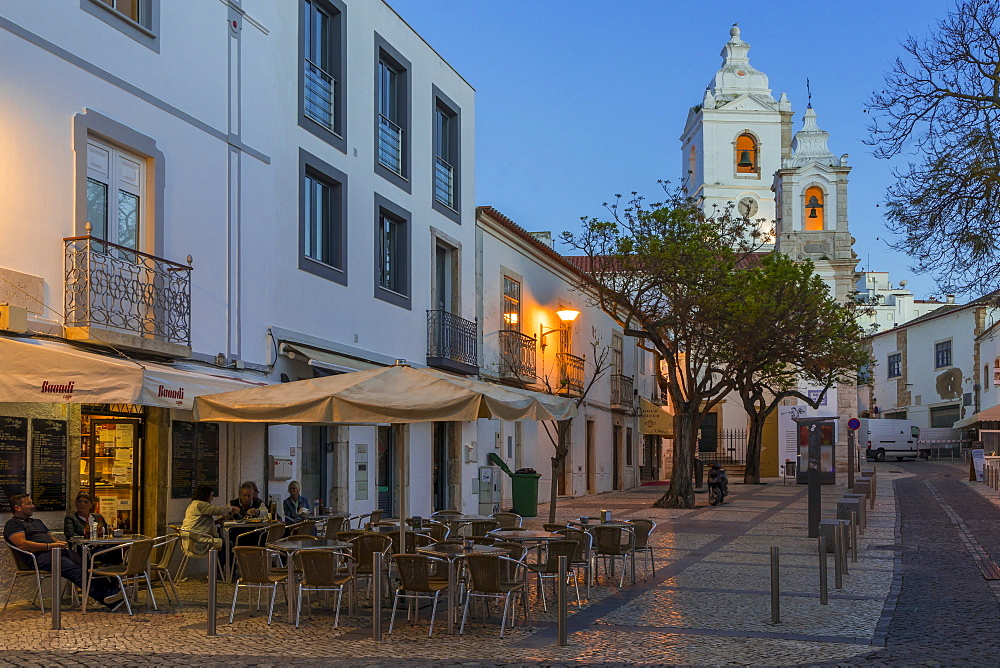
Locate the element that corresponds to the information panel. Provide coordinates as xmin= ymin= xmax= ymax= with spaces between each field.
xmin=31 ymin=419 xmax=67 ymax=510
xmin=171 ymin=421 xmax=220 ymax=499
xmin=0 ymin=417 xmax=28 ymax=504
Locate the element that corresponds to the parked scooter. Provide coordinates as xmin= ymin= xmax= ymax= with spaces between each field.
xmin=708 ymin=463 xmax=729 ymax=506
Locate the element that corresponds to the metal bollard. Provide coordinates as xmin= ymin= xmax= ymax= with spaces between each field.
xmin=834 ymin=523 xmax=844 ymax=590
xmin=557 ymin=555 xmax=568 ymax=646
xmin=818 ymin=536 xmax=828 ymax=605
xmin=851 ymin=512 xmax=859 ymax=563
xmin=207 ymin=549 xmax=218 ymax=636
xmin=51 ymin=546 xmax=62 ymax=630
xmin=770 ymin=546 xmax=780 ymax=623
xmin=372 ymin=551 xmax=383 ymax=641
xmin=840 ymin=521 xmax=849 ymax=576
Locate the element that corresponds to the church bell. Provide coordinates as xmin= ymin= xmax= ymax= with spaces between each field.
xmin=737 ymin=150 xmax=753 ymax=168
xmin=806 ymin=195 xmax=823 ymax=218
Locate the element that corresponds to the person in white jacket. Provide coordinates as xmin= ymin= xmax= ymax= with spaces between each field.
xmin=180 ymin=484 xmax=232 ymax=555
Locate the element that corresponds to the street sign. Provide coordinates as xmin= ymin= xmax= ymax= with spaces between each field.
xmin=848 ymin=418 xmax=861 ymax=431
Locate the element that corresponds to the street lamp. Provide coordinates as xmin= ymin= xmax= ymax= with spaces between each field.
xmin=539 ymin=308 xmax=580 ymax=350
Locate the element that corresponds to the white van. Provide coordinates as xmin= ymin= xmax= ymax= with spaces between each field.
xmin=860 ymin=418 xmax=920 ymax=461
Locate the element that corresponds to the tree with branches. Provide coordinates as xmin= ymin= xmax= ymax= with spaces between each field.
xmin=562 ymin=185 xmax=764 ymax=508
xmin=718 ymin=254 xmax=871 ymax=484
xmin=867 ymin=0 xmax=1000 ymax=294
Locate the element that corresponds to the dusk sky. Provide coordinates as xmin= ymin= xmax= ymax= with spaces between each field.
xmin=390 ymin=0 xmax=958 ymax=300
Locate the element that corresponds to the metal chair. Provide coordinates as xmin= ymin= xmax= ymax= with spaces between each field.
xmin=295 ymin=549 xmax=355 ymax=628
xmin=460 ymin=553 xmax=528 ymax=638
xmin=463 ymin=520 xmax=501 ymax=538
xmin=149 ymin=535 xmax=181 ymax=605
xmin=556 ymin=528 xmax=594 ymax=597
xmin=423 ymin=520 xmax=450 ymax=541
xmin=350 ymin=510 xmax=383 ymax=529
xmin=283 ymin=534 xmax=318 ymax=543
xmin=529 ymin=540 xmax=582 ymax=611
xmin=173 ymin=525 xmax=225 ymax=581
xmin=322 ymin=516 xmax=348 ymax=539
xmin=542 ymin=523 xmax=569 ymax=533
xmin=593 ymin=526 xmax=636 ymax=588
xmin=88 ymin=538 xmax=158 ymax=616
xmin=491 ymin=512 xmax=523 ymax=529
xmin=389 ymin=554 xmax=449 ymax=637
xmin=430 ymin=509 xmax=461 ymax=519
xmin=228 ymin=546 xmax=287 ymax=625
xmin=3 ymin=541 xmax=72 ymax=613
xmin=286 ymin=519 xmax=317 ymax=536
xmin=628 ymin=519 xmax=657 ymax=579
xmin=349 ymin=533 xmax=392 ymax=599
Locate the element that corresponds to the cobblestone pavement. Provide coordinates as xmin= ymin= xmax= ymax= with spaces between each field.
xmin=2 ymin=462 xmax=999 ymax=666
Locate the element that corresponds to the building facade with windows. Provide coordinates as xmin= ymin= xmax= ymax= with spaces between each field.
xmin=854 ymin=271 xmax=946 ymax=335
xmin=476 ymin=207 xmax=660 ymax=505
xmin=0 ymin=0 xmax=479 ymax=543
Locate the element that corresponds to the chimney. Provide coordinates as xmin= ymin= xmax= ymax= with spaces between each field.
xmin=946 ymin=294 xmax=955 ymax=304
xmin=528 ymin=231 xmax=554 ymax=249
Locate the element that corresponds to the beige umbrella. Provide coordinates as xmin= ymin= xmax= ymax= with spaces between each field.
xmin=193 ymin=362 xmax=577 ymax=547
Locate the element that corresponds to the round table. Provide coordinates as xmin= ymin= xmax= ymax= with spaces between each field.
xmin=72 ymin=534 xmax=150 ymax=613
xmin=267 ymin=538 xmax=352 ymax=624
xmin=417 ymin=542 xmax=506 ymax=634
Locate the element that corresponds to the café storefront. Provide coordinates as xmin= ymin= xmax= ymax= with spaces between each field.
xmin=0 ymin=336 xmax=266 ymax=534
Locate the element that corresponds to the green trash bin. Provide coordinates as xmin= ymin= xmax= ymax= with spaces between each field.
xmin=511 ymin=472 xmax=542 ymax=517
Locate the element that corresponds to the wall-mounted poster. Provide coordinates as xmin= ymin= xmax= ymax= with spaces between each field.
xmin=31 ymin=419 xmax=67 ymax=510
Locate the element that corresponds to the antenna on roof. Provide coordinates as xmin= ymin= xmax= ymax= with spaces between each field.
xmin=806 ymin=78 xmax=812 ymax=109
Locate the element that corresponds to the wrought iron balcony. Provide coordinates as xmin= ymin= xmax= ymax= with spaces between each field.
xmin=304 ymin=58 xmax=336 ymax=131
xmin=426 ymin=310 xmax=478 ymax=375
xmin=378 ymin=114 xmax=403 ymax=174
xmin=556 ymin=352 xmax=585 ymax=396
xmin=434 ymin=155 xmax=455 ymax=209
xmin=610 ymin=373 xmax=635 ymax=411
xmin=498 ymin=329 xmax=536 ymax=383
xmin=64 ymin=235 xmax=192 ymax=353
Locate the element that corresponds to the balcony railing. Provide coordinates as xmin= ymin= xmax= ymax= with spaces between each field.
xmin=498 ymin=330 xmax=536 ymax=381
xmin=65 ymin=235 xmax=192 ymax=345
xmin=557 ymin=352 xmax=585 ymax=396
xmin=426 ymin=310 xmax=478 ymax=375
xmin=434 ymin=155 xmax=455 ymax=209
xmin=378 ymin=114 xmax=403 ymax=174
xmin=304 ymin=59 xmax=336 ymax=131
xmin=610 ymin=373 xmax=634 ymax=411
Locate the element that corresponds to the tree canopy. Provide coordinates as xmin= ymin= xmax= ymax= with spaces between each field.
xmin=867 ymin=0 xmax=1000 ymax=294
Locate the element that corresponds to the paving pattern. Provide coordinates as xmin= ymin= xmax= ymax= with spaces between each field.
xmin=1 ymin=461 xmax=999 ymax=665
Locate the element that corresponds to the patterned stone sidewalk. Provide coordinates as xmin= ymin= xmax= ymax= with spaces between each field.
xmin=0 ymin=473 xmax=905 ymax=666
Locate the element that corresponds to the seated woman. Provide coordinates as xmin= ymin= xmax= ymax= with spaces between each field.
xmin=64 ymin=492 xmax=120 ymax=563
xmin=180 ymin=484 xmax=232 ymax=557
xmin=282 ymin=480 xmax=311 ymax=523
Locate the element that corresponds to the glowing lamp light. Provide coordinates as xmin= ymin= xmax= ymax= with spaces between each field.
xmin=555 ymin=309 xmax=580 ymax=322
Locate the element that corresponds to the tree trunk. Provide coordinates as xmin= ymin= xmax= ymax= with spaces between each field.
xmin=654 ymin=412 xmax=696 ymax=508
xmin=548 ymin=455 xmax=561 ymax=524
xmin=743 ymin=412 xmax=767 ymax=484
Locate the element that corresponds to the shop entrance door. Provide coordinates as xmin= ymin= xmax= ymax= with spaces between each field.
xmin=432 ymin=422 xmax=450 ymax=512
xmin=377 ymin=426 xmax=399 ymax=517
xmin=80 ymin=410 xmax=142 ymax=533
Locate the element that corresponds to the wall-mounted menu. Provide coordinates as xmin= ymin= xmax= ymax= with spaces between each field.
xmin=0 ymin=417 xmax=28 ymax=505
xmin=171 ymin=421 xmax=220 ymax=499
xmin=31 ymin=419 xmax=67 ymax=510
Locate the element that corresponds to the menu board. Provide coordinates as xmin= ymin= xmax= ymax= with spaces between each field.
xmin=171 ymin=421 xmax=220 ymax=498
xmin=0 ymin=417 xmax=28 ymax=504
xmin=31 ymin=419 xmax=67 ymax=510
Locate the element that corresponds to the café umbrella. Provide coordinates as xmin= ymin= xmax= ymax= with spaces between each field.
xmin=193 ymin=361 xmax=578 ymax=549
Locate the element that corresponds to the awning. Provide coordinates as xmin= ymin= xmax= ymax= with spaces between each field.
xmin=0 ymin=336 xmax=268 ymax=410
xmin=279 ymin=342 xmax=383 ymax=373
xmin=954 ymin=404 xmax=1000 ymax=429
xmin=638 ymin=397 xmax=673 ymax=437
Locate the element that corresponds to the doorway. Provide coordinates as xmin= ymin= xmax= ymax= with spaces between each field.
xmin=432 ymin=422 xmax=450 ymax=512
xmin=301 ymin=426 xmax=332 ymax=509
xmin=80 ymin=407 xmax=143 ymax=533
xmin=612 ymin=425 xmax=622 ymax=490
xmin=586 ymin=419 xmax=596 ymax=493
xmin=377 ymin=426 xmax=399 ymax=517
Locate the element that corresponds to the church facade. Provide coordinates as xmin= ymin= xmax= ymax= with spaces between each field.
xmin=680 ymin=25 xmax=859 ymax=475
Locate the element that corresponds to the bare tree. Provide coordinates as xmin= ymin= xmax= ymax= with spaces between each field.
xmin=867 ymin=0 xmax=1000 ymax=293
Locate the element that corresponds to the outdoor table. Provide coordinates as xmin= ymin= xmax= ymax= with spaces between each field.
xmin=267 ymin=538 xmax=352 ymax=624
xmin=72 ymin=534 xmax=150 ymax=613
xmin=417 ymin=541 xmax=506 ymax=634
xmin=222 ymin=519 xmax=276 ymax=582
xmin=489 ymin=529 xmax=564 ymax=567
xmin=569 ymin=521 xmax=637 ymax=585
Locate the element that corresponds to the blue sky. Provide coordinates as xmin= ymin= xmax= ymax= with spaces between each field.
xmin=390 ymin=0 xmax=956 ymax=299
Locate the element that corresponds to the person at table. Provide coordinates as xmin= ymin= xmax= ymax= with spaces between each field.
xmin=229 ymin=481 xmax=266 ymax=520
xmin=180 ymin=484 xmax=232 ymax=553
xmin=282 ymin=480 xmax=311 ymax=523
xmin=63 ymin=491 xmax=121 ymax=564
xmin=4 ymin=493 xmax=124 ymax=610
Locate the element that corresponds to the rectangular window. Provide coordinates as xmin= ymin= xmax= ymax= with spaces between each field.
xmin=930 ymin=404 xmax=960 ymax=428
xmin=299 ymin=0 xmax=345 ymax=152
xmin=83 ymin=0 xmax=159 ymax=50
xmin=432 ymin=86 xmax=462 ymax=222
xmin=612 ymin=332 xmax=624 ymax=374
xmin=98 ymin=0 xmax=146 ymax=26
xmin=298 ymin=150 xmax=347 ymax=285
xmin=887 ymin=353 xmax=901 ymax=378
xmin=374 ymin=34 xmax=411 ymax=193
xmin=935 ymin=340 xmax=952 ymax=368
xmin=502 ymin=276 xmax=521 ymax=332
xmin=86 ymin=137 xmax=143 ymax=251
xmin=373 ymin=194 xmax=411 ymax=309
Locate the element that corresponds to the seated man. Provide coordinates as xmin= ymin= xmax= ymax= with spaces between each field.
xmin=4 ymin=493 xmax=124 ymax=610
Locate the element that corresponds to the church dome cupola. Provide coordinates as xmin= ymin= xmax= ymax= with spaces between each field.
xmin=786 ymin=107 xmax=836 ymax=167
xmin=709 ymin=24 xmax=773 ymax=102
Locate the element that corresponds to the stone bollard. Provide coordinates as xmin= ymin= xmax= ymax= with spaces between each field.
xmin=837 ymin=498 xmax=862 ymax=537
xmin=853 ymin=477 xmax=872 ymax=508
xmin=843 ymin=493 xmax=867 ymax=533
xmin=818 ymin=519 xmax=841 ymax=553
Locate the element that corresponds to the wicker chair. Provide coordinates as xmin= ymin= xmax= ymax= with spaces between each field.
xmin=173 ymin=525 xmax=225 ymax=581
xmin=628 ymin=519 xmax=657 ymax=579
xmin=460 ymin=553 xmax=528 ymax=638
xmin=543 ymin=523 xmax=569 ymax=533
xmin=322 ymin=516 xmax=348 ymax=539
xmin=228 ymin=546 xmax=287 ymax=625
xmin=295 ymin=549 xmax=355 ymax=628
xmin=593 ymin=526 xmax=636 ymax=588
xmin=423 ymin=520 xmax=450 ymax=541
xmin=286 ymin=520 xmax=317 ymax=536
xmin=430 ymin=509 xmax=461 ymax=519
xmin=350 ymin=510 xmax=384 ymax=529
xmin=528 ymin=540 xmax=582 ymax=611
xmin=283 ymin=534 xmax=318 ymax=543
xmin=389 ymin=530 xmax=428 ymax=554
xmin=389 ymin=554 xmax=449 ymax=637
xmin=350 ymin=533 xmax=392 ymax=599
xmin=491 ymin=512 xmax=523 ymax=529
xmin=88 ymin=538 xmax=158 ymax=616
xmin=149 ymin=535 xmax=181 ymax=605
xmin=463 ymin=520 xmax=501 ymax=538
xmin=556 ymin=528 xmax=594 ymax=597
xmin=336 ymin=530 xmax=372 ymax=543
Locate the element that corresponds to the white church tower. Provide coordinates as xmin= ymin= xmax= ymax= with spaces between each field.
xmin=680 ymin=24 xmax=793 ymax=249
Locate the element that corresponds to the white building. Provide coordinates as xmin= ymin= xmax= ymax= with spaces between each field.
xmin=855 ymin=271 xmax=946 ymax=334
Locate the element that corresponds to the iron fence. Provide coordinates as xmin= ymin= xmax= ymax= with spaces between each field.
xmin=698 ymin=428 xmax=747 ymax=466
xmin=610 ymin=373 xmax=634 ymax=410
xmin=304 ymin=59 xmax=336 ymax=130
xmin=498 ymin=329 xmax=535 ymax=380
xmin=426 ymin=310 xmax=477 ymax=368
xmin=434 ymin=156 xmax=455 ymax=209
xmin=378 ymin=114 xmax=403 ymax=174
xmin=557 ymin=352 xmax=585 ymax=396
